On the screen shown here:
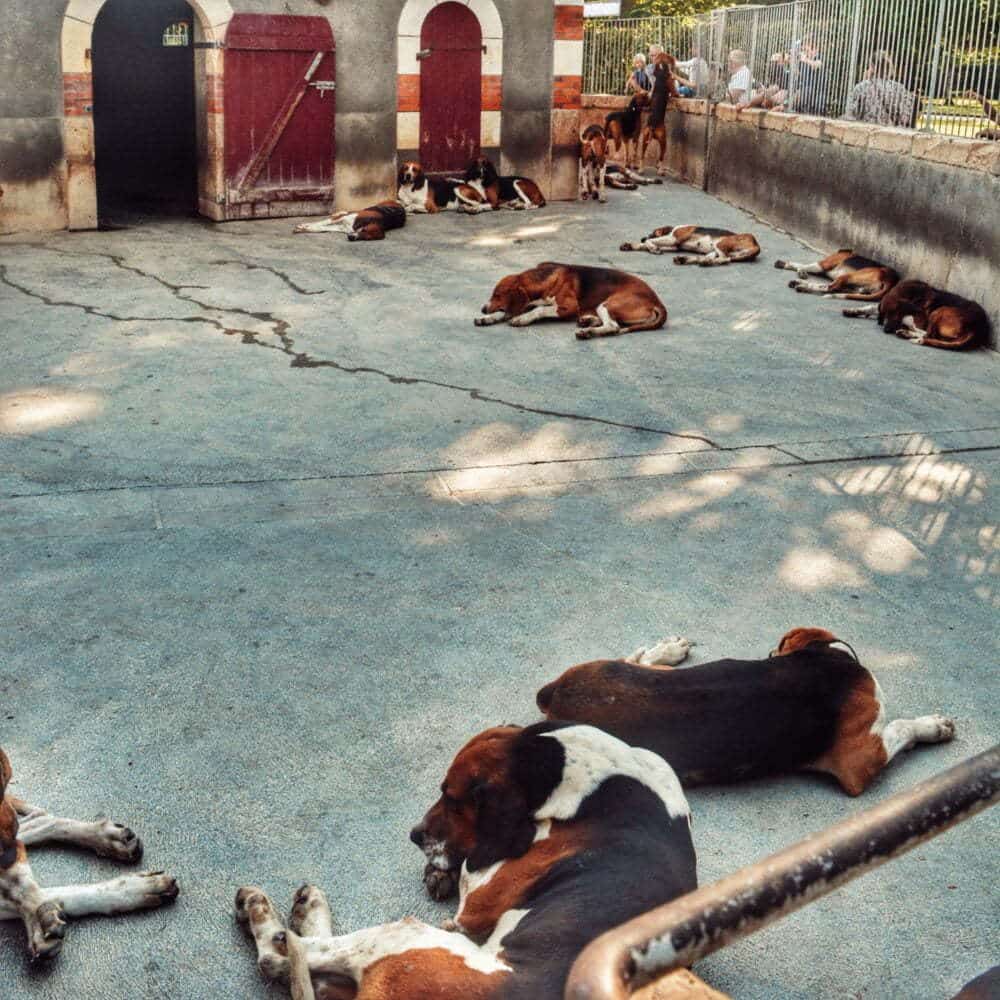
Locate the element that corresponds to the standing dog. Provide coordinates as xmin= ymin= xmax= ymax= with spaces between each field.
xmin=293 ymin=201 xmax=406 ymax=240
xmin=474 ymin=262 xmax=667 ymax=340
xmin=536 ymin=627 xmax=955 ymax=795
xmin=464 ymin=156 xmax=546 ymax=211
xmin=397 ymin=161 xmax=487 ymax=214
xmin=776 ymin=250 xmax=899 ymax=300
xmin=578 ymin=124 xmax=608 ymax=202
xmin=843 ymin=279 xmax=990 ymax=350
xmin=621 ymin=225 xmax=761 ymax=265
xmin=604 ymin=92 xmax=651 ymax=169
xmin=0 ymin=747 xmax=178 ymax=959
xmin=236 ymin=723 xmax=696 ymax=998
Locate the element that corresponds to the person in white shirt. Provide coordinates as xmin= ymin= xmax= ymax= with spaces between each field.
xmin=726 ymin=49 xmax=752 ymax=105
xmin=674 ymin=50 xmax=709 ymax=97
xmin=645 ymin=44 xmax=663 ymax=88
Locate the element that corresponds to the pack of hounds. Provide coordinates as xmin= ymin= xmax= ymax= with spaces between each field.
xmin=6 ymin=627 xmax=990 ymax=999
xmin=295 ymin=118 xmax=989 ymax=351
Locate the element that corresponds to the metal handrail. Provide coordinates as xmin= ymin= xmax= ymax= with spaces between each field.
xmin=565 ymin=745 xmax=1000 ymax=1000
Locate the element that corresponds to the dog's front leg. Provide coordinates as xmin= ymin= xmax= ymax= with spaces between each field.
xmin=597 ymin=162 xmax=607 ymax=203
xmin=474 ymin=311 xmax=509 ymax=327
xmin=509 ymin=301 xmax=560 ymax=327
xmin=842 ymin=304 xmax=879 ymax=320
xmin=627 ymin=636 xmax=694 ymax=666
xmin=0 ymin=851 xmax=67 ymax=959
xmin=16 ymin=805 xmax=143 ymax=862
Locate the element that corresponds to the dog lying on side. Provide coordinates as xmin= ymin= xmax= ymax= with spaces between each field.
xmin=474 ymin=262 xmax=667 ymax=340
xmin=536 ymin=627 xmax=955 ymax=795
xmin=843 ymin=279 xmax=990 ymax=350
xmin=293 ymin=201 xmax=406 ymax=240
xmin=464 ymin=156 xmax=546 ymax=211
xmin=236 ymin=722 xmax=696 ymax=999
xmin=397 ymin=161 xmax=487 ymax=214
xmin=0 ymin=747 xmax=178 ymax=959
xmin=621 ymin=225 xmax=761 ymax=265
xmin=605 ymin=92 xmax=651 ymax=169
xmin=776 ymin=250 xmax=899 ymax=300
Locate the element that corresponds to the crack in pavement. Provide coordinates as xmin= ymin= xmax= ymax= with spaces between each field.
xmin=206 ymin=259 xmax=326 ymax=296
xmin=0 ymin=246 xmax=720 ymax=448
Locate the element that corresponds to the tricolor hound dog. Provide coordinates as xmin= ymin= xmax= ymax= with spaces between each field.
xmin=474 ymin=263 xmax=667 ymax=340
xmin=235 ymin=723 xmax=696 ymax=999
xmin=604 ymin=92 xmax=651 ymax=170
xmin=776 ymin=250 xmax=899 ymax=300
xmin=843 ymin=279 xmax=990 ymax=350
xmin=578 ymin=125 xmax=608 ymax=202
xmin=536 ymin=627 xmax=955 ymax=796
xmin=397 ymin=161 xmax=487 ymax=214
xmin=464 ymin=156 xmax=547 ymax=211
xmin=293 ymin=201 xmax=406 ymax=241
xmin=621 ymin=225 xmax=761 ymax=265
xmin=0 ymin=747 xmax=178 ymax=960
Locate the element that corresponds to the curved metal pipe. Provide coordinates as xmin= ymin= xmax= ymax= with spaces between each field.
xmin=566 ymin=746 xmax=1000 ymax=1000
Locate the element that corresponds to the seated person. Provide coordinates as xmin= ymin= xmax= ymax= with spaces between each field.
xmin=674 ymin=51 xmax=709 ymax=97
xmin=726 ymin=49 xmax=752 ymax=105
xmin=626 ymin=53 xmax=649 ymax=96
xmin=738 ymin=52 xmax=789 ymax=111
xmin=844 ymin=51 xmax=915 ymax=126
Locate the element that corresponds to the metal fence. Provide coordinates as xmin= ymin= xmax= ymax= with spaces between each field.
xmin=583 ymin=0 xmax=1000 ymax=137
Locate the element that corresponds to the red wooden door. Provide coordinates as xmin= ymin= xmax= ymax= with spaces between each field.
xmin=419 ymin=3 xmax=482 ymax=172
xmin=224 ymin=15 xmax=335 ymax=217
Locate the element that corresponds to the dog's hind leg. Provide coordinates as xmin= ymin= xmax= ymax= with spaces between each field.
xmin=842 ymin=304 xmax=880 ymax=319
xmin=294 ymin=214 xmax=354 ymax=234
xmin=789 ymin=279 xmax=833 ymax=294
xmin=774 ymin=259 xmax=824 ymax=275
xmin=0 ymin=872 xmax=178 ymax=923
xmin=16 ymin=807 xmax=143 ymax=863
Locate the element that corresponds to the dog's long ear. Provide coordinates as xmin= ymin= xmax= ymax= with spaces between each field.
xmin=468 ymin=780 xmax=535 ymax=870
xmin=774 ymin=627 xmax=840 ymax=655
xmin=0 ymin=749 xmax=11 ymax=796
xmin=503 ymin=283 xmax=530 ymax=318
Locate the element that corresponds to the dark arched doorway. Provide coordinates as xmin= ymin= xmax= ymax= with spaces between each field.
xmin=419 ymin=2 xmax=482 ymax=172
xmin=92 ymin=0 xmax=197 ymax=220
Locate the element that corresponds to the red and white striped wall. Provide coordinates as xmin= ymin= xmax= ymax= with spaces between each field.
xmin=396 ymin=0 xmax=504 ymax=155
xmin=553 ymin=0 xmax=584 ymax=112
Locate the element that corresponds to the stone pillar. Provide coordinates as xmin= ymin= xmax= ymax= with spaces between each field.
xmin=551 ymin=0 xmax=584 ymax=200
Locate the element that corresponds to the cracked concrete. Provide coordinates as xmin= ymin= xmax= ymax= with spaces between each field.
xmin=0 ymin=183 xmax=997 ymax=999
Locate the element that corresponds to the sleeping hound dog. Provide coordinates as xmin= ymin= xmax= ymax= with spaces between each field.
xmin=0 ymin=747 xmax=178 ymax=960
xmin=776 ymin=250 xmax=899 ymax=300
xmin=235 ymin=723 xmax=696 ymax=998
xmin=621 ymin=225 xmax=761 ymax=265
xmin=294 ymin=201 xmax=406 ymax=241
xmin=536 ymin=627 xmax=955 ymax=795
xmin=474 ymin=263 xmax=667 ymax=340
xmin=843 ymin=279 xmax=990 ymax=351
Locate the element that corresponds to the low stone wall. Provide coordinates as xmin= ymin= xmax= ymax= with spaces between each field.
xmin=582 ymin=94 xmax=1000 ymax=347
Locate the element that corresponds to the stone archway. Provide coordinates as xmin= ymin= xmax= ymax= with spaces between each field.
xmin=396 ymin=0 xmax=503 ymax=165
xmin=61 ymin=0 xmax=234 ymax=228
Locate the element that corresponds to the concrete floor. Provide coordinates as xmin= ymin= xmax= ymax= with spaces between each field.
xmin=0 ymin=183 xmax=997 ymax=1000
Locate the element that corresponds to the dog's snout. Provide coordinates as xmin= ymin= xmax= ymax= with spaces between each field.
xmin=409 ymin=824 xmax=426 ymax=848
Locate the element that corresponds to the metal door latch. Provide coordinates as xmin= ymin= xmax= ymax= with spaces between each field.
xmin=417 ymin=48 xmax=432 ymax=60
xmin=310 ymin=80 xmax=337 ymax=96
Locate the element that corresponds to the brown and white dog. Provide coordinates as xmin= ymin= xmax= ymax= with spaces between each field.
xmin=843 ymin=279 xmax=991 ymax=350
xmin=536 ymin=627 xmax=955 ymax=796
xmin=464 ymin=156 xmax=546 ymax=211
xmin=0 ymin=747 xmax=178 ymax=960
xmin=235 ymin=722 xmax=696 ymax=999
xmin=397 ymin=161 xmax=487 ymax=214
xmin=621 ymin=225 xmax=761 ymax=266
xmin=605 ymin=92 xmax=651 ymax=169
xmin=776 ymin=250 xmax=899 ymax=300
xmin=474 ymin=262 xmax=667 ymax=340
xmin=578 ymin=124 xmax=609 ymax=202
xmin=640 ymin=53 xmax=679 ymax=176
xmin=293 ymin=201 xmax=407 ymax=240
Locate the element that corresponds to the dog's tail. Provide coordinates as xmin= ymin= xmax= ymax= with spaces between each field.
xmin=622 ymin=301 xmax=668 ymax=333
xmin=901 ymin=330 xmax=985 ymax=351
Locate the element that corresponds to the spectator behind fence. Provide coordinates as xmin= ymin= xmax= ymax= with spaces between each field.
xmin=626 ymin=53 xmax=648 ymax=96
xmin=645 ymin=44 xmax=663 ymax=89
xmin=845 ymin=52 xmax=915 ymax=127
xmin=737 ymin=52 xmax=789 ymax=111
xmin=791 ymin=37 xmax=827 ymax=115
xmin=674 ymin=48 xmax=709 ymax=97
xmin=726 ymin=49 xmax=752 ymax=105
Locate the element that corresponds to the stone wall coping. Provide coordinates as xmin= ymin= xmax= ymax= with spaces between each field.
xmin=581 ymin=93 xmax=1000 ymax=175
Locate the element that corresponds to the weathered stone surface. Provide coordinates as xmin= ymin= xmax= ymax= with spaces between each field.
xmin=790 ymin=115 xmax=824 ymax=140
xmin=761 ymin=110 xmax=797 ymax=132
xmin=867 ymin=126 xmax=915 ymax=156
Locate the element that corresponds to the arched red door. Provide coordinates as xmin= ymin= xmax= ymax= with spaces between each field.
xmin=419 ymin=2 xmax=482 ymax=172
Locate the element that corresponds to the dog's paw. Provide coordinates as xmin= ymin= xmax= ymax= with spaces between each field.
xmin=93 ymin=818 xmax=143 ymax=863
xmin=598 ymin=196 xmax=607 ymax=204
xmin=773 ymin=259 xmax=787 ymax=269
xmin=235 ymin=886 xmax=275 ymax=928
xmin=631 ymin=637 xmax=694 ymax=667
xmin=673 ymin=256 xmax=694 ymax=266
xmin=509 ymin=315 xmax=532 ymax=328
xmin=423 ymin=863 xmax=459 ymax=902
xmin=925 ymin=715 xmax=956 ymax=743
xmin=289 ymin=883 xmax=331 ymax=937
xmin=574 ymin=329 xmax=595 ymax=340
xmin=26 ymin=900 xmax=67 ymax=961
xmin=620 ymin=242 xmax=635 ymax=252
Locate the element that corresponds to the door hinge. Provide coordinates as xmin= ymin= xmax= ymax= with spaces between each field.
xmin=193 ymin=40 xmax=224 ymax=49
